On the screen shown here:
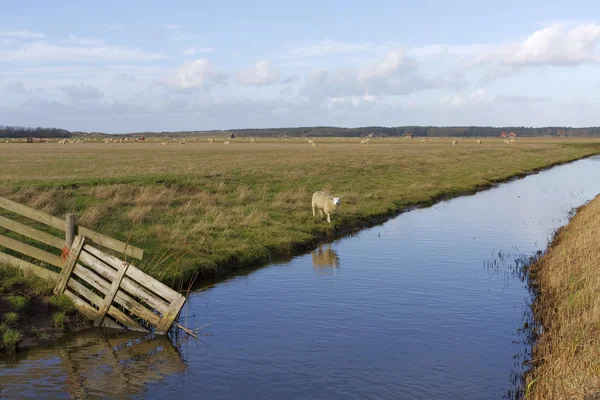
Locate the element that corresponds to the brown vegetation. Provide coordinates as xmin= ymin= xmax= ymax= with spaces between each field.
xmin=527 ymin=194 xmax=600 ymax=399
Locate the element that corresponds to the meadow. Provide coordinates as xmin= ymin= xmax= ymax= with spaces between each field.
xmin=1 ymin=136 xmax=599 ymax=284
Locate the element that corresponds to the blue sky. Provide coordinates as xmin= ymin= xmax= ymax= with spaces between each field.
xmin=1 ymin=0 xmax=600 ymax=133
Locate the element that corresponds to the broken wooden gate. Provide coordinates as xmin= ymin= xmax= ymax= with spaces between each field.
xmin=0 ymin=195 xmax=186 ymax=334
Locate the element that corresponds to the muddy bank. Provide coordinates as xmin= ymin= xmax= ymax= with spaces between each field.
xmin=0 ymin=264 xmax=91 ymax=355
xmin=526 ymin=193 xmax=600 ymax=399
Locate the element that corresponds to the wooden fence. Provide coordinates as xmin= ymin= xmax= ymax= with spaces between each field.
xmin=0 ymin=195 xmax=185 ymax=334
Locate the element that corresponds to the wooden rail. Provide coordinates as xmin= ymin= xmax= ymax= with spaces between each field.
xmin=0 ymin=196 xmax=144 ymax=260
xmin=0 ymin=196 xmax=184 ymax=334
xmin=54 ymin=236 xmax=185 ymax=334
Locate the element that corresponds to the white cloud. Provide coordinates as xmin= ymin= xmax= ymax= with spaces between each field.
xmin=0 ymin=30 xmax=45 ymax=38
xmin=61 ymin=84 xmax=104 ymax=101
xmin=299 ymin=49 xmax=445 ymax=97
xmin=63 ymin=35 xmax=105 ymax=46
xmin=160 ymin=59 xmax=228 ymax=90
xmin=61 ymin=84 xmax=104 ymax=100
xmin=474 ymin=23 xmax=600 ymax=67
xmin=0 ymin=42 xmax=165 ymax=63
xmin=235 ymin=60 xmax=280 ymax=86
xmin=279 ymin=38 xmax=386 ymax=58
xmin=4 ymin=80 xmax=27 ymax=94
xmin=181 ymin=47 xmax=214 ymax=55
xmin=164 ymin=24 xmax=183 ymax=29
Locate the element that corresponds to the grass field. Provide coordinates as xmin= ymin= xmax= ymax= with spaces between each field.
xmin=1 ymin=137 xmax=599 ymax=285
xmin=526 ymin=193 xmax=600 ymax=399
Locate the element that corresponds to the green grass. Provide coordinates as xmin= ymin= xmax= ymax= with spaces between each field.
xmin=2 ymin=312 xmax=18 ymax=327
xmin=6 ymin=295 xmax=28 ymax=312
xmin=49 ymin=295 xmax=74 ymax=314
xmin=52 ymin=312 xmax=66 ymax=330
xmin=1 ymin=138 xmax=600 ymax=284
xmin=2 ymin=328 xmax=22 ymax=354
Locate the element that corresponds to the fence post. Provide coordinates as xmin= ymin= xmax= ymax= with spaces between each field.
xmin=66 ymin=213 xmax=76 ymax=248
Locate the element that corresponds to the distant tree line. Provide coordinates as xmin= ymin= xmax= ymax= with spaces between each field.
xmin=0 ymin=126 xmax=71 ymax=139
xmin=132 ymin=126 xmax=600 ymax=138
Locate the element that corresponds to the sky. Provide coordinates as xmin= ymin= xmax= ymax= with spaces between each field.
xmin=1 ymin=0 xmax=600 ymax=133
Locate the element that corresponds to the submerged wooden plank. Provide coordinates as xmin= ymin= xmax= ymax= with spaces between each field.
xmin=0 ymin=215 xmax=64 ymax=249
xmin=0 ymin=233 xmax=63 ymax=268
xmin=54 ymin=236 xmax=85 ymax=296
xmin=85 ymin=245 xmax=176 ymax=301
xmin=0 ymin=251 xmax=59 ymax=281
xmin=95 ymin=263 xmax=130 ymax=327
xmin=79 ymin=250 xmax=170 ymax=314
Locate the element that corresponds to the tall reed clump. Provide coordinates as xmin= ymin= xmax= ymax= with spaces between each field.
xmin=526 ymin=194 xmax=600 ymax=399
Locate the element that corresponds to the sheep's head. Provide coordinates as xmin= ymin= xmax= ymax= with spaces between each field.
xmin=332 ymin=197 xmax=341 ymax=206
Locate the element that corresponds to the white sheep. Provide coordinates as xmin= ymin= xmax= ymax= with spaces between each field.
xmin=208 ymin=138 xmax=214 ymax=143
xmin=477 ymin=139 xmax=482 ymax=144
xmin=360 ymin=139 xmax=369 ymax=144
xmin=504 ymin=140 xmax=510 ymax=144
xmin=421 ymin=139 xmax=426 ymax=144
xmin=224 ymin=141 xmax=231 ymax=145
xmin=510 ymin=139 xmax=516 ymax=144
xmin=312 ymin=191 xmax=341 ymax=224
xmin=308 ymin=139 xmax=315 ymax=144
xmin=250 ymin=138 xmax=255 ymax=143
xmin=311 ymin=142 xmax=318 ymax=147
xmin=452 ymin=140 xmax=458 ymax=145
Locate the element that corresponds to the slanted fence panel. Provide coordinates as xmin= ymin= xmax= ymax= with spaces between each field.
xmin=54 ymin=237 xmax=185 ymax=334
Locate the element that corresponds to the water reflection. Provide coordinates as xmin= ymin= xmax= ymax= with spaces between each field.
xmin=0 ymin=330 xmax=186 ymax=399
xmin=311 ymin=244 xmax=340 ymax=274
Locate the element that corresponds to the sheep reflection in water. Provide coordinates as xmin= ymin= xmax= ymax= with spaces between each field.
xmin=311 ymin=244 xmax=340 ymax=275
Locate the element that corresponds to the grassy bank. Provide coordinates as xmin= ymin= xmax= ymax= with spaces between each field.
xmin=1 ymin=139 xmax=599 ymax=284
xmin=525 ymin=193 xmax=600 ymax=399
xmin=0 ymin=264 xmax=89 ymax=355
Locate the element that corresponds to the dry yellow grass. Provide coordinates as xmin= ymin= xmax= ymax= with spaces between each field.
xmin=0 ymin=138 xmax=599 ymax=283
xmin=527 ymin=194 xmax=600 ymax=399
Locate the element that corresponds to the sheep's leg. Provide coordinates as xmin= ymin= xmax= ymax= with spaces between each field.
xmin=312 ymin=206 xmax=315 ymax=216
xmin=319 ymin=209 xmax=323 ymax=218
xmin=327 ymin=213 xmax=331 ymax=223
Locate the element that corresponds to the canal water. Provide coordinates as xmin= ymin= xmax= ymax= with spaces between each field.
xmin=1 ymin=156 xmax=599 ymax=399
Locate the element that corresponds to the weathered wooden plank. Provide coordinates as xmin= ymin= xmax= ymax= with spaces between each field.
xmin=66 ymin=213 xmax=75 ymax=248
xmin=155 ymin=294 xmax=187 ymax=334
xmin=0 ymin=196 xmax=65 ymax=231
xmin=0 ymin=233 xmax=63 ymax=268
xmin=106 ymin=306 xmax=149 ymax=333
xmin=67 ymin=278 xmax=103 ymax=308
xmin=0 ymin=196 xmax=144 ymax=260
xmin=62 ymin=289 xmax=99 ymax=320
xmin=95 ymin=263 xmax=130 ymax=327
xmin=0 ymin=251 xmax=59 ymax=281
xmin=78 ymin=227 xmax=144 ymax=260
xmin=101 ymin=317 xmax=123 ymax=330
xmin=0 ymin=215 xmax=64 ymax=249
xmin=72 ymin=263 xmax=161 ymax=326
xmin=85 ymin=245 xmax=178 ymax=302
xmin=66 ymin=277 xmax=148 ymax=332
xmin=79 ymin=250 xmax=170 ymax=314
xmin=54 ymin=236 xmax=85 ymax=295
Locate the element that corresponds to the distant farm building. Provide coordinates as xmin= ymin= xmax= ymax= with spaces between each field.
xmin=507 ymin=132 xmax=517 ymax=138
xmin=500 ymin=132 xmax=507 ymax=138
